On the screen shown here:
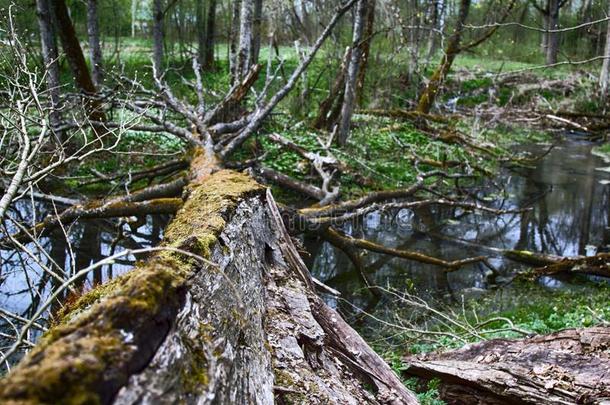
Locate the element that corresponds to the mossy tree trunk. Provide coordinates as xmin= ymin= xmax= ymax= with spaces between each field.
xmin=416 ymin=0 xmax=471 ymax=115
xmin=0 ymin=151 xmax=417 ymax=404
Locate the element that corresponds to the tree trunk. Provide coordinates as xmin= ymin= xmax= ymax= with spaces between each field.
xmin=87 ymin=0 xmax=103 ymax=88
xmin=229 ymin=0 xmax=242 ymax=80
xmin=356 ymin=0 xmax=376 ymax=106
xmin=600 ymin=1 xmax=610 ymax=97
xmin=51 ymin=0 xmax=105 ymax=122
xmin=337 ymin=0 xmax=368 ymax=146
xmin=251 ymin=0 xmax=263 ymax=67
xmin=540 ymin=10 xmax=549 ymax=55
xmin=152 ymin=0 xmax=164 ymax=74
xmin=404 ymin=327 xmax=610 ymax=404
xmin=131 ymin=0 xmax=137 ymax=37
xmin=35 ymin=0 xmax=63 ymax=142
xmin=425 ymin=0 xmax=441 ymax=63
xmin=546 ymin=0 xmax=560 ymax=65
xmin=417 ymin=0 xmax=471 ymax=114
xmin=196 ymin=0 xmax=206 ymax=69
xmin=0 ymin=161 xmax=418 ymax=405
xmin=203 ymin=0 xmax=217 ymax=70
xmin=235 ymin=0 xmax=255 ymax=82
xmin=51 ymin=0 xmax=97 ymax=96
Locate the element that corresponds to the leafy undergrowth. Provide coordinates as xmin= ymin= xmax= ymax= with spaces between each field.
xmin=371 ymin=277 xmax=610 ymax=357
xmin=254 ymin=114 xmax=507 ymax=204
xmin=365 ymin=278 xmax=610 ymax=403
xmin=66 ymin=131 xmax=186 ymax=195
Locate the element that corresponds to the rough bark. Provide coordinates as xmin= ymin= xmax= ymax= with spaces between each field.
xmin=337 ymin=0 xmax=368 ymax=146
xmin=35 ymin=0 xmax=63 ymax=142
xmin=87 ymin=0 xmax=103 ymax=88
xmin=404 ymin=327 xmax=610 ymax=404
xmin=0 ymin=164 xmax=417 ymax=404
xmin=416 ymin=0 xmax=471 ymax=114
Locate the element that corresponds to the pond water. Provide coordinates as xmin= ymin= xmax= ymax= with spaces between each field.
xmin=305 ymin=138 xmax=610 ymax=319
xmin=0 ymin=207 xmax=168 ymax=321
xmin=0 ymin=137 xmax=608 ymax=357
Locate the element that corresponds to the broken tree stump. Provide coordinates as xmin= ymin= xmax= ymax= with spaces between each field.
xmin=0 ymin=162 xmax=417 ymax=404
xmin=404 ymin=326 xmax=610 ymax=404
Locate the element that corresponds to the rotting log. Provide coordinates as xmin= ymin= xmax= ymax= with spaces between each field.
xmin=0 ymin=158 xmax=418 ymax=404
xmin=403 ymin=326 xmax=610 ymax=404
xmin=535 ymin=253 xmax=610 ymax=278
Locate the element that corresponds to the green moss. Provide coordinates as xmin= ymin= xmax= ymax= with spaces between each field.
xmin=274 ymin=369 xmax=307 ymax=403
xmin=53 ymin=272 xmax=134 ymax=326
xmin=180 ymin=323 xmax=215 ymax=394
xmin=0 ymin=170 xmax=264 ymax=404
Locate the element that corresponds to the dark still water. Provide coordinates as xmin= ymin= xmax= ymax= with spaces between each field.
xmin=305 ymin=140 xmax=610 ymax=314
xmin=0 ymin=207 xmax=168 ymax=319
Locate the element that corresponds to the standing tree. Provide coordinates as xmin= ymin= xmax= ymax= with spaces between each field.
xmin=87 ymin=0 xmax=103 ymax=87
xmin=234 ymin=0 xmax=256 ymax=82
xmin=51 ymin=0 xmax=105 ymax=122
xmin=337 ymin=0 xmax=368 ymax=146
xmin=533 ymin=0 xmax=569 ymax=64
xmin=600 ymin=1 xmax=610 ymax=98
xmin=152 ymin=0 xmax=165 ymax=74
xmin=417 ymin=0 xmax=514 ymax=114
xmin=203 ymin=0 xmax=218 ymax=70
xmin=35 ymin=0 xmax=63 ymax=142
xmin=417 ymin=0 xmax=471 ymax=114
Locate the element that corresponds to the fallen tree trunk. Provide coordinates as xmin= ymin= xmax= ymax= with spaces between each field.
xmin=403 ymin=326 xmax=610 ymax=404
xmin=0 ymin=159 xmax=417 ymax=404
xmin=535 ymin=253 xmax=610 ymax=278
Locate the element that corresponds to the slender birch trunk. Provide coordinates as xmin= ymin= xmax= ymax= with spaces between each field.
xmin=87 ymin=0 xmax=103 ymax=88
xmin=337 ymin=0 xmax=368 ymax=146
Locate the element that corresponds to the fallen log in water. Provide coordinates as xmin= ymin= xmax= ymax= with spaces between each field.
xmin=0 ymin=163 xmax=417 ymax=404
xmin=403 ymin=326 xmax=610 ymax=404
xmin=535 ymin=253 xmax=610 ymax=278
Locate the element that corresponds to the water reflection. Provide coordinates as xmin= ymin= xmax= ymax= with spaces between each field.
xmin=307 ymin=140 xmax=610 ymax=315
xmin=0 ymin=201 xmax=168 ymax=323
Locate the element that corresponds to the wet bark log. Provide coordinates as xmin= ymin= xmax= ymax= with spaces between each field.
xmin=404 ymin=326 xmax=610 ymax=404
xmin=535 ymin=253 xmax=610 ymax=278
xmin=0 ymin=160 xmax=417 ymax=404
